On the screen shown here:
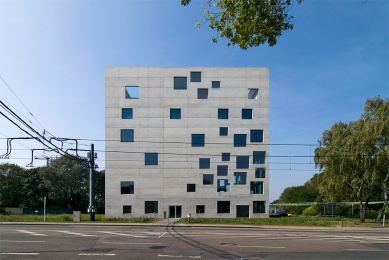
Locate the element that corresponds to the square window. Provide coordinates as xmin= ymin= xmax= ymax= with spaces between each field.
xmin=145 ymin=201 xmax=158 ymax=213
xmin=255 ymin=168 xmax=266 ymax=178
xmin=218 ymin=109 xmax=228 ymax=119
xmin=222 ymin=153 xmax=230 ymax=161
xmin=250 ymin=130 xmax=263 ymax=142
xmin=236 ymin=156 xmax=249 ymax=169
xmin=248 ymin=88 xmax=258 ymax=99
xmin=234 ymin=172 xmax=247 ymax=185
xmin=174 ymin=77 xmax=187 ymax=89
xmin=121 ymin=129 xmax=134 ymax=142
xmin=253 ymin=151 xmax=266 ymax=164
xmin=217 ymin=201 xmax=230 ymax=213
xmin=197 ymin=89 xmax=208 ymax=99
xmin=250 ymin=181 xmax=263 ymax=194
xmin=122 ymin=108 xmax=133 ymax=119
xmin=199 ymin=158 xmax=210 ymax=169
xmin=242 ymin=109 xmax=253 ymax=119
xmin=145 ymin=153 xmax=158 ymax=166
xmin=121 ymin=181 xmax=134 ymax=194
xmin=123 ymin=205 xmax=132 ymax=214
xmin=190 ymin=71 xmax=201 ymax=82
xmin=217 ymin=179 xmax=230 ymax=192
xmin=170 ymin=108 xmax=181 ymax=119
xmin=234 ymin=134 xmax=246 ymax=147
xmin=125 ymin=86 xmax=139 ymax=99
xmin=219 ymin=127 xmax=228 ymax=136
xmin=212 ymin=81 xmax=220 ymax=89
xmin=203 ymin=174 xmax=214 ymax=185
xmin=196 ymin=205 xmax=205 ymax=213
xmin=217 ymin=165 xmax=228 ymax=176
xmin=192 ymin=134 xmax=205 ymax=147
xmin=187 ymin=184 xmax=196 ymax=192
xmin=253 ymin=201 xmax=266 ymax=213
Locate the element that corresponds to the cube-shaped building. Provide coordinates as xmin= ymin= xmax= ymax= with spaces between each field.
xmin=105 ymin=67 xmax=269 ymax=218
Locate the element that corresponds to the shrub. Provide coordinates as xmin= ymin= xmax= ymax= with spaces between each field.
xmin=302 ymin=206 xmax=320 ymax=216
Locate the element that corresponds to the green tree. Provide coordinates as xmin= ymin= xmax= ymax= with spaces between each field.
xmin=95 ymin=169 xmax=105 ymax=213
xmin=20 ymin=167 xmax=47 ymax=208
xmin=0 ymin=163 xmax=25 ymax=207
xmin=181 ymin=0 xmax=303 ymax=50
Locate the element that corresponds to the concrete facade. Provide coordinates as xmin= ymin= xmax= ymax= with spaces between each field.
xmin=105 ymin=67 xmax=269 ymax=218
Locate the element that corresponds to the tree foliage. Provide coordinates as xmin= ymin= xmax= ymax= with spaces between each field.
xmin=182 ymin=0 xmax=303 ymax=50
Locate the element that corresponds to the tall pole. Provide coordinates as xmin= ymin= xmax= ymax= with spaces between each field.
xmin=89 ymin=144 xmax=96 ymax=221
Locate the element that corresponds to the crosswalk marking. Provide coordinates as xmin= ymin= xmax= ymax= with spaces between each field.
xmin=15 ymin=230 xmax=47 ymax=236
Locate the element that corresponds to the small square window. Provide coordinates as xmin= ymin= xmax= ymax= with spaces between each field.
xmin=250 ymin=130 xmax=263 ymax=142
xmin=197 ymin=89 xmax=208 ymax=99
xmin=145 ymin=153 xmax=158 ymax=166
xmin=187 ymin=184 xmax=196 ymax=192
xmin=234 ymin=172 xmax=247 ymax=185
xmin=255 ymin=168 xmax=266 ymax=178
xmin=219 ymin=127 xmax=228 ymax=136
xmin=212 ymin=81 xmax=220 ymax=89
xmin=145 ymin=201 xmax=158 ymax=213
xmin=125 ymin=86 xmax=139 ymax=99
xmin=250 ymin=181 xmax=263 ymax=194
xmin=192 ymin=134 xmax=205 ymax=147
xmin=121 ymin=181 xmax=134 ymax=194
xmin=234 ymin=134 xmax=246 ymax=147
xmin=190 ymin=72 xmax=201 ymax=82
xmin=121 ymin=129 xmax=134 ymax=142
xmin=123 ymin=205 xmax=132 ymax=214
xmin=199 ymin=158 xmax=210 ymax=169
xmin=217 ymin=179 xmax=230 ymax=192
xmin=217 ymin=201 xmax=230 ymax=213
xmin=203 ymin=174 xmax=214 ymax=185
xmin=248 ymin=88 xmax=258 ymax=99
xmin=222 ymin=153 xmax=230 ymax=161
xmin=217 ymin=165 xmax=228 ymax=176
xmin=218 ymin=109 xmax=228 ymax=119
xmin=253 ymin=151 xmax=266 ymax=164
xmin=174 ymin=77 xmax=187 ymax=89
xmin=253 ymin=201 xmax=266 ymax=213
xmin=170 ymin=108 xmax=181 ymax=119
xmin=236 ymin=156 xmax=249 ymax=169
xmin=242 ymin=109 xmax=252 ymax=119
xmin=122 ymin=108 xmax=133 ymax=119
xmin=196 ymin=205 xmax=205 ymax=213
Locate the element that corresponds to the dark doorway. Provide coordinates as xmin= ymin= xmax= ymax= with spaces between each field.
xmin=236 ymin=205 xmax=249 ymax=218
xmin=169 ymin=206 xmax=182 ymax=218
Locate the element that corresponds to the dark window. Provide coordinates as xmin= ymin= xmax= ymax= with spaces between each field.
xmin=121 ymin=129 xmax=134 ymax=142
xmin=234 ymin=172 xmax=247 ymax=185
xmin=125 ymin=86 xmax=139 ymax=99
xmin=187 ymin=184 xmax=196 ymax=192
xmin=250 ymin=130 xmax=263 ymax=142
xmin=197 ymin=89 xmax=208 ymax=99
xmin=250 ymin=181 xmax=263 ymax=194
xmin=248 ymin=88 xmax=258 ymax=99
xmin=122 ymin=108 xmax=133 ymax=119
xmin=145 ymin=153 xmax=158 ymax=166
xmin=242 ymin=109 xmax=253 ymax=119
xmin=236 ymin=156 xmax=249 ymax=169
xmin=145 ymin=201 xmax=158 ymax=213
xmin=190 ymin=72 xmax=201 ymax=82
xmin=222 ymin=153 xmax=230 ymax=161
xmin=121 ymin=181 xmax=134 ymax=194
xmin=123 ymin=205 xmax=132 ymax=214
xmin=255 ymin=168 xmax=266 ymax=178
xmin=212 ymin=81 xmax=220 ymax=89
xmin=217 ymin=165 xmax=228 ymax=176
xmin=218 ymin=109 xmax=228 ymax=119
xmin=170 ymin=108 xmax=181 ymax=119
xmin=253 ymin=201 xmax=266 ymax=213
xmin=253 ymin=151 xmax=266 ymax=164
xmin=203 ymin=174 xmax=214 ymax=185
xmin=217 ymin=179 xmax=230 ymax=192
xmin=174 ymin=77 xmax=187 ymax=89
xmin=219 ymin=127 xmax=228 ymax=136
xmin=196 ymin=205 xmax=205 ymax=213
xmin=234 ymin=134 xmax=246 ymax=147
xmin=199 ymin=158 xmax=210 ymax=169
xmin=192 ymin=134 xmax=205 ymax=147
xmin=217 ymin=201 xmax=230 ymax=213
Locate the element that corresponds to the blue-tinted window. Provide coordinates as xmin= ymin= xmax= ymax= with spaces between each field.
xmin=234 ymin=172 xmax=247 ymax=185
xmin=250 ymin=130 xmax=263 ymax=142
xmin=255 ymin=168 xmax=266 ymax=178
xmin=125 ymin=86 xmax=139 ymax=99
xmin=248 ymin=88 xmax=258 ymax=99
xmin=121 ymin=181 xmax=134 ymax=194
xmin=250 ymin=181 xmax=263 ymax=194
xmin=253 ymin=201 xmax=266 ymax=213
xmin=236 ymin=156 xmax=249 ymax=169
xmin=217 ymin=201 xmax=230 ymax=213
xmin=122 ymin=108 xmax=133 ymax=119
xmin=192 ymin=134 xmax=205 ymax=147
xmin=242 ymin=109 xmax=252 ymax=119
xmin=170 ymin=108 xmax=181 ymax=119
xmin=121 ymin=129 xmax=134 ymax=142
xmin=218 ymin=109 xmax=228 ymax=119
xmin=145 ymin=153 xmax=158 ymax=166
xmin=199 ymin=158 xmax=210 ymax=169
xmin=217 ymin=165 xmax=228 ymax=176
xmin=174 ymin=77 xmax=187 ymax=89
xmin=222 ymin=153 xmax=230 ymax=161
xmin=217 ymin=179 xmax=230 ymax=192
xmin=212 ymin=81 xmax=220 ymax=89
xmin=203 ymin=174 xmax=214 ymax=185
xmin=190 ymin=72 xmax=201 ymax=82
xmin=219 ymin=127 xmax=228 ymax=136
xmin=197 ymin=89 xmax=208 ymax=99
xmin=234 ymin=134 xmax=246 ymax=147
xmin=145 ymin=201 xmax=158 ymax=213
xmin=253 ymin=151 xmax=266 ymax=164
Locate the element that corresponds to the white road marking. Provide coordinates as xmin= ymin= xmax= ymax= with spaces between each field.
xmin=98 ymin=231 xmax=147 ymax=237
xmin=348 ymin=249 xmax=388 ymax=252
xmin=159 ymin=232 xmax=167 ymax=238
xmin=79 ymin=253 xmax=116 ymax=256
xmin=15 ymin=230 xmax=47 ymax=236
xmin=103 ymin=242 xmax=161 ymax=245
xmin=230 ymin=245 xmax=285 ymax=249
xmin=0 ymin=240 xmax=45 ymax=243
xmin=57 ymin=231 xmax=97 ymax=237
xmin=1 ymin=253 xmax=40 ymax=255
xmin=142 ymin=231 xmax=161 ymax=235
xmin=158 ymin=255 xmax=201 ymax=258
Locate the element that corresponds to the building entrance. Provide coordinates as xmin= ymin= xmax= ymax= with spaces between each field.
xmin=169 ymin=206 xmax=182 ymax=218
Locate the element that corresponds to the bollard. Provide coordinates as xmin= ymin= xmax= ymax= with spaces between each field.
xmin=342 ymin=216 xmax=344 ymax=227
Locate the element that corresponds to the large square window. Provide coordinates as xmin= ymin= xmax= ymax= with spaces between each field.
xmin=250 ymin=181 xmax=263 ymax=194
xmin=123 ymin=205 xmax=132 ymax=214
xmin=145 ymin=153 xmax=158 ymax=166
xmin=192 ymin=134 xmax=205 ymax=147
xmin=121 ymin=129 xmax=134 ymax=142
xmin=242 ymin=109 xmax=252 ymax=119
xmin=125 ymin=86 xmax=139 ymax=99
xmin=190 ymin=72 xmax=201 ymax=82
xmin=145 ymin=201 xmax=158 ymax=213
xmin=197 ymin=89 xmax=208 ymax=99
xmin=222 ymin=153 xmax=230 ymax=161
xmin=250 ymin=130 xmax=263 ymax=142
xmin=255 ymin=168 xmax=266 ymax=178
xmin=121 ymin=181 xmax=134 ymax=194
xmin=217 ymin=201 xmax=230 ymax=213
xmin=253 ymin=151 xmax=266 ymax=164
xmin=170 ymin=108 xmax=181 ymax=119
xmin=219 ymin=127 xmax=228 ymax=136
xmin=187 ymin=184 xmax=196 ymax=192
xmin=248 ymin=88 xmax=258 ymax=99
xmin=236 ymin=156 xmax=249 ymax=169
xmin=203 ymin=174 xmax=214 ymax=185
xmin=253 ymin=201 xmax=266 ymax=213
xmin=174 ymin=77 xmax=187 ymax=89
xmin=122 ymin=108 xmax=133 ymax=119
xmin=212 ymin=81 xmax=220 ymax=89
xmin=217 ymin=165 xmax=228 ymax=176
xmin=234 ymin=172 xmax=247 ymax=185
xmin=234 ymin=134 xmax=246 ymax=147
xmin=217 ymin=179 xmax=230 ymax=192
xmin=196 ymin=205 xmax=205 ymax=213
xmin=199 ymin=158 xmax=210 ymax=169
xmin=218 ymin=109 xmax=228 ymax=119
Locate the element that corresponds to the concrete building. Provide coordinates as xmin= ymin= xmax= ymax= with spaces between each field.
xmin=105 ymin=67 xmax=269 ymax=218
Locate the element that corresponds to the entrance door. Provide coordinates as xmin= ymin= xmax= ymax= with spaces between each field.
xmin=236 ymin=205 xmax=249 ymax=218
xmin=169 ymin=206 xmax=182 ymax=218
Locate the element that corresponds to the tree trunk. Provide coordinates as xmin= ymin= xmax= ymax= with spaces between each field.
xmin=357 ymin=181 xmax=365 ymax=223
xmin=376 ymin=168 xmax=389 ymax=223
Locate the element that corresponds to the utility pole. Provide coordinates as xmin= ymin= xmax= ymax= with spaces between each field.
xmin=88 ymin=144 xmax=96 ymax=221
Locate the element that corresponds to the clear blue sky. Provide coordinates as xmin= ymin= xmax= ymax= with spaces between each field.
xmin=1 ymin=0 xmax=388 ymax=201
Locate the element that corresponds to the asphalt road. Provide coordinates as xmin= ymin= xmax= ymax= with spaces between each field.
xmin=0 ymin=223 xmax=388 ymax=259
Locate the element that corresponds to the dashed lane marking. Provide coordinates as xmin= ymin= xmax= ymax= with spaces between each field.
xmin=15 ymin=230 xmax=47 ymax=236
xmin=103 ymin=242 xmax=161 ymax=245
xmin=158 ymin=255 xmax=201 ymax=258
xmin=79 ymin=253 xmax=116 ymax=256
xmin=57 ymin=231 xmax=97 ymax=237
xmin=98 ymin=231 xmax=147 ymax=238
xmin=1 ymin=253 xmax=40 ymax=255
xmin=0 ymin=240 xmax=45 ymax=243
